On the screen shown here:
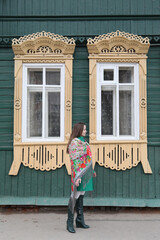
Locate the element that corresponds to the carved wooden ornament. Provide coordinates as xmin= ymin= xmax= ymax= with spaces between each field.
xmin=87 ymin=30 xmax=152 ymax=173
xmin=9 ymin=31 xmax=75 ymax=176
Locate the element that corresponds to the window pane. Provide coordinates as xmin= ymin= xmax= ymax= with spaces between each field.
xmin=104 ymin=69 xmax=114 ymax=81
xmin=119 ymin=67 xmax=134 ymax=83
xmin=27 ymin=92 xmax=42 ymax=137
xmin=46 ymin=69 xmax=60 ymax=85
xmin=48 ymin=92 xmax=60 ymax=137
xmin=119 ymin=91 xmax=133 ymax=135
xmin=101 ymin=90 xmax=113 ymax=135
xmin=28 ymin=68 xmax=43 ymax=84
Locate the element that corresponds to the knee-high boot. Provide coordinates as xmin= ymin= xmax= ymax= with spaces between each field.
xmin=67 ymin=207 xmax=75 ymax=233
xmin=76 ymin=195 xmax=90 ymax=228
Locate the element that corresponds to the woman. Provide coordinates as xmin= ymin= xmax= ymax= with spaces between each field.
xmin=66 ymin=122 xmax=96 ymax=233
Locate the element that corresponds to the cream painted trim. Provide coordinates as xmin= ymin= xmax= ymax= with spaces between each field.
xmin=87 ymin=31 xmax=152 ymax=173
xmin=9 ymin=32 xmax=75 ymax=175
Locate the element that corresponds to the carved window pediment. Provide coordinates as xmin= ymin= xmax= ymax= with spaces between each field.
xmin=87 ymin=30 xmax=150 ymax=55
xmin=12 ymin=31 xmax=75 ymax=55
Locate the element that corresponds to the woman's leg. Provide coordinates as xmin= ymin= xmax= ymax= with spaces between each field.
xmin=75 ymin=191 xmax=85 ymax=199
xmin=75 ymin=192 xmax=89 ymax=229
xmin=67 ymin=193 xmax=76 ymax=233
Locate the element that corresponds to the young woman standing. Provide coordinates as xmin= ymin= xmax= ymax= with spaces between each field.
xmin=66 ymin=122 xmax=96 ymax=233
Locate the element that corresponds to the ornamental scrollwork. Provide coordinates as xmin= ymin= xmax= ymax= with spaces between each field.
xmin=54 ymin=49 xmax=62 ymax=54
xmin=140 ymin=132 xmax=147 ymax=140
xmin=101 ymin=46 xmax=136 ymax=54
xmin=36 ymin=46 xmax=53 ymax=53
xmin=101 ymin=48 xmax=109 ymax=53
xmin=23 ymin=60 xmax=65 ymax=63
xmin=110 ymin=45 xmax=126 ymax=53
xmin=14 ymin=134 xmax=21 ymax=142
xmin=65 ymin=100 xmax=72 ymax=111
xmin=27 ymin=46 xmax=62 ymax=54
xmin=90 ymin=98 xmax=96 ymax=109
xmin=87 ymin=30 xmax=149 ymax=45
xmin=140 ymin=98 xmax=146 ymax=108
xmin=12 ymin=31 xmax=75 ymax=45
xmin=15 ymin=99 xmax=21 ymax=110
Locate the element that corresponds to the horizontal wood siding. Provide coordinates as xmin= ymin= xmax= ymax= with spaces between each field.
xmin=0 ymin=19 xmax=159 ymax=36
xmin=0 ymin=48 xmax=14 ymax=150
xmin=0 ymin=0 xmax=160 ymax=16
xmin=147 ymin=47 xmax=160 ymax=144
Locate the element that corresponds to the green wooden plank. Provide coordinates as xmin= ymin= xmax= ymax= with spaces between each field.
xmin=129 ymin=168 xmax=136 ymax=198
xmin=148 ymin=146 xmax=155 ymax=198
xmin=115 ymin=0 xmax=123 ymax=15
xmin=122 ymin=169 xmax=129 ymax=198
xmin=103 ymin=166 xmax=110 ymax=198
xmin=57 ymin=167 xmax=65 ymax=197
xmin=0 ymin=151 xmax=5 ymax=196
xmin=37 ymin=171 xmax=44 ymax=197
xmin=17 ymin=163 xmax=25 ymax=197
xmin=109 ymin=168 xmax=116 ymax=198
xmin=116 ymin=170 xmax=123 ymax=198
xmin=44 ymin=171 xmax=52 ymax=197
xmin=4 ymin=151 xmax=12 ymax=196
xmin=135 ymin=163 xmax=143 ymax=198
xmin=24 ymin=166 xmax=31 ymax=197
xmin=51 ymin=167 xmax=58 ymax=197
xmin=63 ymin=167 xmax=70 ymax=198
xmin=1 ymin=196 xmax=160 ymax=207
xmin=155 ymin=147 xmax=160 ymax=198
xmin=30 ymin=168 xmax=38 ymax=196
xmin=0 ymin=82 xmax=14 ymax=88
xmin=152 ymin=0 xmax=160 ymax=14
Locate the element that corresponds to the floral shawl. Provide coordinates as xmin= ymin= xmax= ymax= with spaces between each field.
xmin=68 ymin=138 xmax=93 ymax=213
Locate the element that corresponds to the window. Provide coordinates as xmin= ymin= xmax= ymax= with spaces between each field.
xmin=22 ymin=64 xmax=65 ymax=142
xmin=9 ymin=31 xmax=75 ymax=175
xmin=87 ymin=30 xmax=152 ymax=173
xmin=97 ymin=63 xmax=139 ymax=140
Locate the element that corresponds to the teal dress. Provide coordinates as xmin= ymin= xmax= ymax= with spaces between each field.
xmin=77 ymin=136 xmax=94 ymax=192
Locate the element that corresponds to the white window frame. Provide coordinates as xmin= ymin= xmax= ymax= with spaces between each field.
xmin=97 ymin=62 xmax=139 ymax=141
xmin=22 ymin=63 xmax=65 ymax=142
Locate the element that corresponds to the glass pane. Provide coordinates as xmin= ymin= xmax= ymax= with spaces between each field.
xmin=28 ymin=68 xmax=43 ymax=84
xmin=27 ymin=92 xmax=42 ymax=137
xmin=119 ymin=67 xmax=134 ymax=83
xmin=48 ymin=92 xmax=60 ymax=137
xmin=119 ymin=91 xmax=133 ymax=135
xmin=101 ymin=90 xmax=113 ymax=135
xmin=104 ymin=69 xmax=114 ymax=81
xmin=46 ymin=69 xmax=60 ymax=85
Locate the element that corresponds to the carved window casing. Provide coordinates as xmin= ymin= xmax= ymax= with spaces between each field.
xmin=87 ymin=30 xmax=152 ymax=173
xmin=9 ymin=31 xmax=75 ymax=175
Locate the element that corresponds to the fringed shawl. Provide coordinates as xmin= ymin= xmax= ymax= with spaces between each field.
xmin=68 ymin=138 xmax=93 ymax=213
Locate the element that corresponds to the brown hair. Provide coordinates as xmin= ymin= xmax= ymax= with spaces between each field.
xmin=66 ymin=122 xmax=85 ymax=154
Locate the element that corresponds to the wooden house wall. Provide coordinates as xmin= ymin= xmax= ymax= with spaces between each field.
xmin=0 ymin=0 xmax=160 ymax=206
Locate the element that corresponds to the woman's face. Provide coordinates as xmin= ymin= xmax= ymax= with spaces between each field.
xmin=81 ymin=125 xmax=87 ymax=137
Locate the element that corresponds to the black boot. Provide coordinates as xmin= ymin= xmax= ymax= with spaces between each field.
xmin=76 ymin=195 xmax=90 ymax=229
xmin=67 ymin=207 xmax=76 ymax=233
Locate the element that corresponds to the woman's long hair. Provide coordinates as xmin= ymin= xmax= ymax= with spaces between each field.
xmin=66 ymin=122 xmax=85 ymax=153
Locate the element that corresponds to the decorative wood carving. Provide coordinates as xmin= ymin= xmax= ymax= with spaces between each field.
xmin=9 ymin=31 xmax=75 ymax=176
xmin=87 ymin=30 xmax=150 ymax=54
xmin=87 ymin=30 xmax=152 ymax=174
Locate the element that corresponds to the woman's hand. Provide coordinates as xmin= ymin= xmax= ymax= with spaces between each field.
xmin=75 ymin=178 xmax=81 ymax=187
xmin=93 ymin=172 xmax=96 ymax=177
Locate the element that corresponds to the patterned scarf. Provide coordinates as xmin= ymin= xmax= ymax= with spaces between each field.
xmin=68 ymin=138 xmax=93 ymax=213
